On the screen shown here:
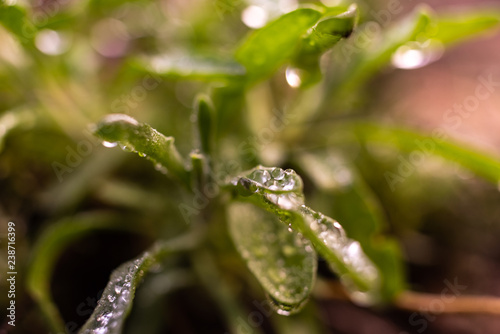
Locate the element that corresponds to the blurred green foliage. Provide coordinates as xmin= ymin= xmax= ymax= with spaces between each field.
xmin=1 ymin=0 xmax=500 ymax=333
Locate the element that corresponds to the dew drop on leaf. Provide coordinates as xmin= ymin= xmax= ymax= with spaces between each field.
xmin=266 ymin=294 xmax=307 ymax=316
xmin=248 ymin=168 xmax=271 ymax=185
xmin=114 ymin=285 xmax=122 ymax=294
xmin=271 ymin=167 xmax=285 ymax=180
xmin=391 ymin=40 xmax=444 ymax=70
xmin=102 ymin=141 xmax=118 ymax=148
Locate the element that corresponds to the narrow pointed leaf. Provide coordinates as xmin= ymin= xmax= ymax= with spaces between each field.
xmin=26 ymin=212 xmax=137 ymax=334
xmin=0 ymin=5 xmax=36 ymax=46
xmin=79 ymin=232 xmax=200 ymax=334
xmin=145 ymin=54 xmax=246 ymax=80
xmin=433 ymin=9 xmax=500 ymax=46
xmin=194 ymin=94 xmax=215 ymax=156
xmin=93 ymin=114 xmax=190 ymax=187
xmin=347 ymin=122 xmax=500 ymax=185
xmin=227 ymin=202 xmax=317 ymax=314
xmin=79 ymin=251 xmax=156 ymax=334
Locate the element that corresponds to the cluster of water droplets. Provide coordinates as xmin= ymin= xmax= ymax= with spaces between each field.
xmin=80 ymin=257 xmax=147 ymax=334
xmin=233 ymin=166 xmax=305 ymax=210
xmin=300 ymin=206 xmax=380 ymax=305
xmin=231 ymin=166 xmax=380 ymax=305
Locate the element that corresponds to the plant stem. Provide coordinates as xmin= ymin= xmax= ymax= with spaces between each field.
xmin=316 ymin=280 xmax=500 ymax=316
xmin=394 ymin=291 xmax=500 ymax=315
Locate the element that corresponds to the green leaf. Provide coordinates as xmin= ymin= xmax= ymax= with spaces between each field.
xmin=290 ymin=4 xmax=358 ymax=87
xmin=0 ymin=5 xmax=36 ymax=45
xmin=329 ymin=6 xmax=500 ymax=98
xmin=227 ymin=202 xmax=317 ymax=315
xmin=235 ymin=8 xmax=322 ymax=82
xmin=347 ymin=122 xmax=500 ymax=185
xmin=298 ymin=152 xmax=406 ymax=301
xmin=79 ymin=232 xmax=200 ymax=334
xmin=194 ymin=94 xmax=215 ymax=156
xmin=433 ymin=9 xmax=500 ymax=46
xmin=93 ymin=114 xmax=191 ymax=187
xmin=294 ymin=5 xmax=358 ymax=66
xmin=332 ymin=5 xmax=432 ymax=94
xmin=228 ymin=166 xmax=381 ymax=305
xmin=189 ymin=150 xmax=207 ymax=191
xmin=26 ymin=212 xmax=137 ymax=334
xmin=143 ymin=54 xmax=246 ymax=81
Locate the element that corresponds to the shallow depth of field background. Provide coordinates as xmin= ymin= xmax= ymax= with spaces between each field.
xmin=1 ymin=0 xmax=500 ymax=333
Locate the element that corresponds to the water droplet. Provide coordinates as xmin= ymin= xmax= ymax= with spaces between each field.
xmin=266 ymin=294 xmax=307 ymax=316
xmin=114 ymin=285 xmax=122 ymax=294
xmin=281 ymin=178 xmax=295 ymax=191
xmin=300 ymin=205 xmax=379 ymax=302
xmin=241 ymin=5 xmax=268 ymax=29
xmin=236 ymin=167 xmax=303 ymax=198
xmin=93 ymin=327 xmax=108 ymax=334
xmin=391 ymin=40 xmax=443 ymax=70
xmin=236 ymin=178 xmax=258 ymax=196
xmin=343 ymin=241 xmax=362 ymax=265
xmin=97 ymin=312 xmax=112 ymax=325
xmin=119 ymin=144 xmax=133 ymax=152
xmin=265 ymin=192 xmax=304 ymax=210
xmin=120 ymin=290 xmax=130 ymax=303
xmin=271 ymin=167 xmax=285 ymax=180
xmin=102 ymin=141 xmax=118 ymax=148
xmin=285 ymin=67 xmax=302 ymax=88
xmin=233 ymin=167 xmax=306 ymax=209
xmin=248 ymin=168 xmax=271 ymax=185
